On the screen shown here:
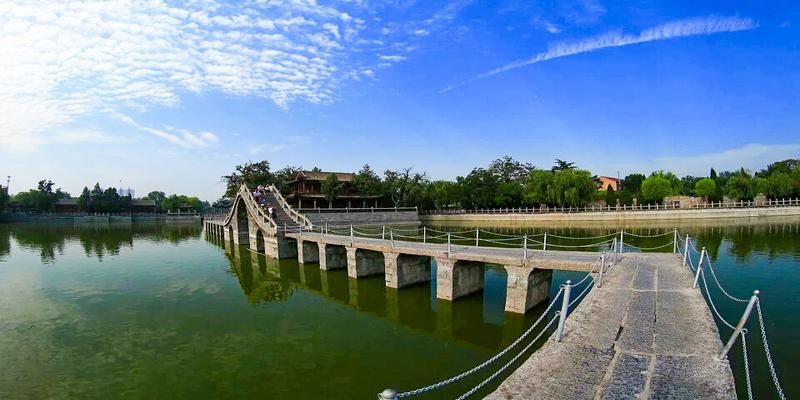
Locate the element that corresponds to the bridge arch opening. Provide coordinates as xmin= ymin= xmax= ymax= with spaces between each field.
xmin=228 ymin=226 xmax=235 ymax=243
xmin=256 ymin=229 xmax=265 ymax=253
xmin=236 ymin=200 xmax=250 ymax=244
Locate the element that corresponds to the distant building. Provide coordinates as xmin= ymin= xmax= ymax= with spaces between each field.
xmin=285 ymin=170 xmax=382 ymax=209
xmin=118 ymin=187 xmax=135 ymax=197
xmin=594 ymin=176 xmax=621 ymax=191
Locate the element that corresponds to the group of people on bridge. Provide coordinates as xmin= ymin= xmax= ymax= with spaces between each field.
xmin=253 ymin=185 xmax=276 ymax=220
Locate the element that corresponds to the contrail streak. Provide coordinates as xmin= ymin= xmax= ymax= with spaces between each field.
xmin=440 ymin=16 xmax=758 ymax=93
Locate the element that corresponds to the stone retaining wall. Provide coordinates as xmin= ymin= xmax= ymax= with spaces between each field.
xmin=421 ymin=206 xmax=800 ymax=227
xmin=304 ymin=210 xmax=420 ymax=226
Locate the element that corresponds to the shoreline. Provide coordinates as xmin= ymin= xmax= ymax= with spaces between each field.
xmin=421 ymin=206 xmax=800 ymax=228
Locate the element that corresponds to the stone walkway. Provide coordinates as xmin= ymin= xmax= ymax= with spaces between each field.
xmin=487 ymin=253 xmax=736 ymax=400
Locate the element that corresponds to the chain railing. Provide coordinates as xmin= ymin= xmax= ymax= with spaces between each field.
xmin=678 ymin=231 xmax=787 ymax=400
xmin=378 ymin=248 xmax=616 ymax=400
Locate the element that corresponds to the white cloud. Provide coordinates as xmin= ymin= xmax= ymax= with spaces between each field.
xmin=653 ymin=143 xmax=800 ymax=176
xmin=248 ymin=136 xmax=309 ymax=154
xmin=378 ymin=54 xmax=407 ymax=62
xmin=111 ymin=112 xmax=219 ymax=149
xmin=49 ymin=129 xmax=133 ymax=145
xmin=0 ymin=0 xmax=370 ymax=150
xmin=441 ymin=15 xmax=758 ymax=93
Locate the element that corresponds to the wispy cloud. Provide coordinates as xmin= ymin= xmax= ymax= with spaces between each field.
xmin=653 ymin=143 xmax=800 ymax=176
xmin=111 ymin=112 xmax=218 ymax=149
xmin=0 ymin=0 xmax=372 ymax=151
xmin=249 ymin=136 xmax=310 ymax=155
xmin=441 ymin=16 xmax=758 ymax=93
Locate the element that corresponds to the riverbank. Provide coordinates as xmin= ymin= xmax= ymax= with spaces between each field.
xmin=421 ymin=206 xmax=800 ymax=228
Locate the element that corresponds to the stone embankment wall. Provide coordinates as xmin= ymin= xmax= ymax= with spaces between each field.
xmin=0 ymin=214 xmax=201 ymax=224
xmin=421 ymin=206 xmax=800 ymax=227
xmin=304 ymin=210 xmax=420 ymax=226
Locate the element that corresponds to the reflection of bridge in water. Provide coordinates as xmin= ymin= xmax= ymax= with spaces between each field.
xmin=208 ymin=235 xmax=547 ymax=352
xmin=199 ymin=185 xmax=765 ymax=399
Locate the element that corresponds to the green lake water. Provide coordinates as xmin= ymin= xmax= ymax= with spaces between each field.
xmin=0 ymin=220 xmax=796 ymax=399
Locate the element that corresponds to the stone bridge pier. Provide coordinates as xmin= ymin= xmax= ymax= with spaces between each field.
xmin=319 ymin=243 xmax=347 ymax=270
xmin=384 ymin=253 xmax=432 ymax=289
xmin=435 ymin=258 xmax=485 ymax=300
xmin=297 ymin=240 xmax=320 ymax=264
xmin=503 ymin=266 xmax=553 ymax=314
xmin=347 ymin=248 xmax=385 ymax=278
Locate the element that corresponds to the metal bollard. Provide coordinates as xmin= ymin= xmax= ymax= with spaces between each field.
xmin=682 ymin=234 xmax=690 ymax=266
xmin=447 ymin=233 xmax=452 ymax=255
xmin=555 ymin=280 xmax=572 ymax=342
xmin=543 ymin=232 xmax=548 ymax=251
xmin=423 ymin=226 xmax=427 ymax=243
xmin=673 ymin=229 xmax=678 ymax=254
xmin=523 ymin=234 xmax=528 ymax=259
xmin=598 ymin=252 xmax=605 ymax=287
xmin=692 ymin=247 xmax=706 ymax=288
xmin=378 ymin=389 xmax=398 ymax=400
xmin=475 ymin=228 xmax=480 ymax=247
xmin=720 ymin=291 xmax=759 ymax=359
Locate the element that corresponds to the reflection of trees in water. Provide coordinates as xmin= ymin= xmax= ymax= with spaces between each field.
xmin=1 ymin=222 xmax=201 ymax=262
xmin=226 ymin=247 xmax=294 ymax=305
xmin=694 ymin=224 xmax=800 ymax=262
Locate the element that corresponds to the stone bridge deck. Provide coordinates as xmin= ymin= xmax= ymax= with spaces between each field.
xmin=488 ymin=252 xmax=735 ymax=400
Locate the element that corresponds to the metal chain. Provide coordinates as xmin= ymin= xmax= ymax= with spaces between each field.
xmin=455 ymin=315 xmax=561 ymax=400
xmin=622 ymin=230 xmax=674 ymax=238
xmin=701 ymin=252 xmax=750 ymax=303
xmin=741 ymin=330 xmax=754 ymax=400
xmin=699 ymin=269 xmax=737 ymax=330
xmin=756 ymin=301 xmax=787 ymax=400
xmin=621 ymin=241 xmax=675 ymax=251
xmin=396 ymin=287 xmax=564 ymax=397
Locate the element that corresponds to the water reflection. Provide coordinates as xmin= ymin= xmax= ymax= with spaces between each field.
xmin=208 ymin=234 xmax=557 ymax=352
xmin=0 ymin=222 xmax=201 ymax=263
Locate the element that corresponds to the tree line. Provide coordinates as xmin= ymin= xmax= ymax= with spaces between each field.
xmin=0 ymin=180 xmax=207 ymax=213
xmin=220 ymin=157 xmax=800 ymax=210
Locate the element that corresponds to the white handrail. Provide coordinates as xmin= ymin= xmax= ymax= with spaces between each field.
xmin=267 ymin=184 xmax=313 ymax=229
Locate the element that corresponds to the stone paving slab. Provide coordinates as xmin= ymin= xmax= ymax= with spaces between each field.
xmin=657 ymin=259 xmax=695 ymax=290
xmin=654 ymin=290 xmax=724 ymax=357
xmin=633 ymin=264 xmax=656 ymax=290
xmin=617 ymin=290 xmax=655 ymax=354
xmin=486 ymin=343 xmax=613 ymax=400
xmin=649 ymin=355 xmax=736 ymax=400
xmin=600 ymin=353 xmax=651 ymax=400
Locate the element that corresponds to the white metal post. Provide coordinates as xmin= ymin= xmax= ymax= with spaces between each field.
xmin=555 ymin=280 xmax=572 ymax=342
xmin=693 ymin=247 xmax=706 ymax=288
xmin=673 ymin=229 xmax=678 ymax=254
xmin=475 ymin=229 xmax=479 ymax=247
xmin=350 ymin=224 xmax=354 ymax=246
xmin=382 ymin=225 xmax=385 ymax=240
xmin=682 ymin=235 xmax=690 ymax=266
xmin=390 ymin=230 xmax=394 ymax=249
xmin=447 ymin=233 xmax=452 ymax=255
xmin=523 ymin=234 xmax=528 ymax=259
xmin=543 ymin=232 xmax=548 ymax=251
xmin=720 ymin=291 xmax=760 ymax=359
xmin=378 ymin=388 xmax=398 ymax=400
xmin=619 ymin=230 xmax=624 ymax=253
xmin=598 ymin=252 xmax=605 ymax=287
xmin=423 ymin=226 xmax=427 ymax=243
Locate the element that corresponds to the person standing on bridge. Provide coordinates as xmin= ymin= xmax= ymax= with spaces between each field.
xmin=267 ymin=204 xmax=275 ymax=220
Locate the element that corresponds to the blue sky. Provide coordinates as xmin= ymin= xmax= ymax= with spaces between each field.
xmin=1 ymin=0 xmax=799 ymax=201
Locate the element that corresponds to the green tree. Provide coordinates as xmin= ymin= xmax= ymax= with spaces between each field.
xmin=618 ymin=189 xmax=634 ymax=206
xmin=694 ymin=178 xmax=717 ymax=199
xmin=768 ymin=173 xmax=794 ymax=199
xmin=641 ymin=176 xmax=672 ymax=204
xmin=605 ymin=186 xmax=618 ymax=207
xmin=551 ymin=159 xmax=576 ymax=172
xmin=457 ymin=168 xmax=498 ymax=209
xmin=523 ymin=169 xmax=553 ymax=206
xmin=547 ymin=169 xmax=595 ymax=207
xmin=221 ymin=160 xmax=274 ymax=198
xmin=488 ymin=156 xmax=534 ymax=183
xmin=679 ymin=176 xmax=700 ymax=195
xmin=622 ymin=173 xmax=646 ymax=194
xmin=145 ymin=191 xmax=166 ymax=206
xmin=383 ymin=168 xmax=428 ymax=208
xmin=495 ymin=182 xmax=523 ymax=207
xmin=352 ymin=164 xmax=383 ymax=196
xmin=0 ymin=185 xmax=9 ymax=211
xmin=426 ymin=180 xmax=460 ymax=209
xmin=725 ymin=168 xmax=752 ymax=200
xmin=321 ymin=174 xmax=344 ymax=208
xmin=749 ymin=177 xmax=769 ymax=199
